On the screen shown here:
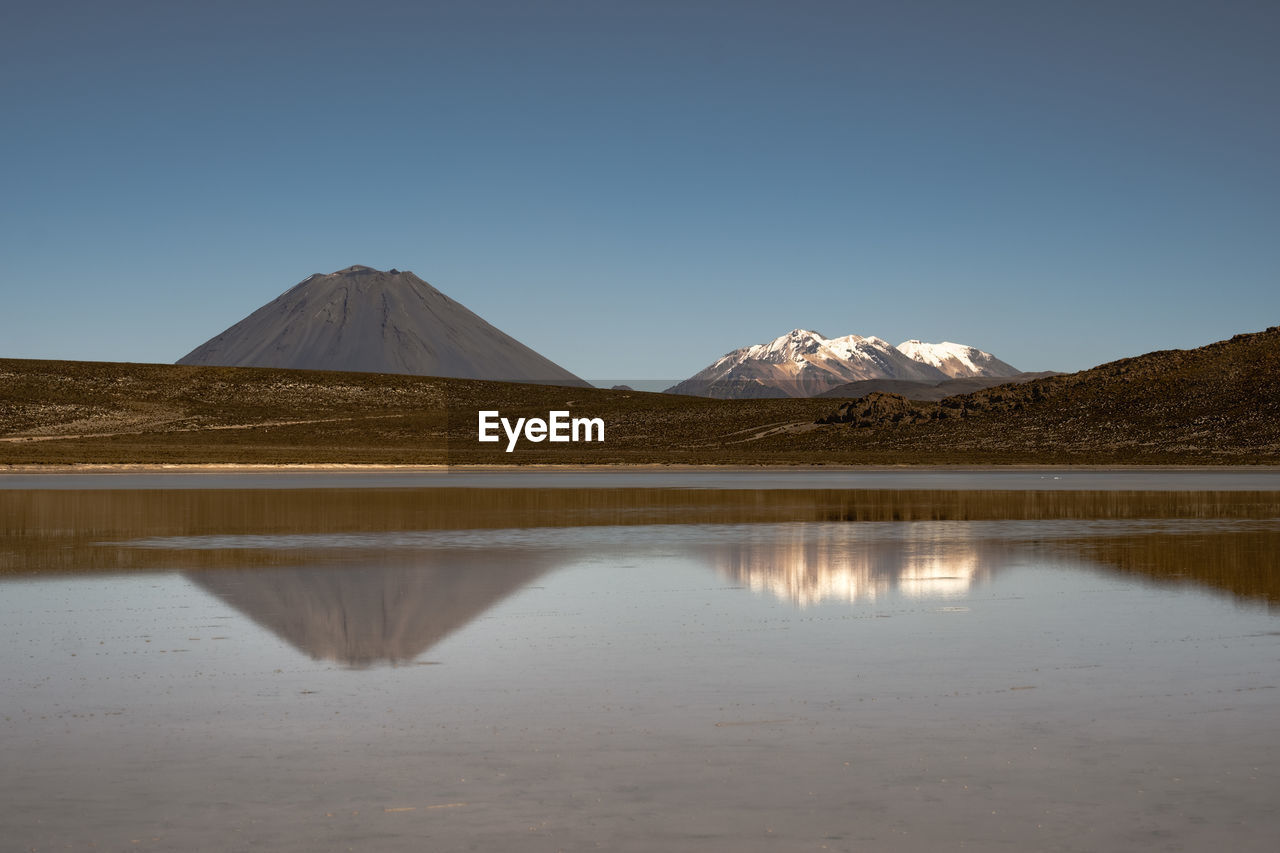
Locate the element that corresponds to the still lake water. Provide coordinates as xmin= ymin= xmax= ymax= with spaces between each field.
xmin=2 ymin=476 xmax=1278 ymax=851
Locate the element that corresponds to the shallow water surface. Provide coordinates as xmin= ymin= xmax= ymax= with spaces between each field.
xmin=2 ymin=485 xmax=1278 ymax=851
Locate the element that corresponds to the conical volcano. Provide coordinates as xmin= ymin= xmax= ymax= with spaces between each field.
xmin=177 ymin=265 xmax=588 ymax=386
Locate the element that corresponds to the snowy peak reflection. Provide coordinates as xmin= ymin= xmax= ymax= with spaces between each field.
xmin=711 ymin=524 xmax=1000 ymax=606
xmin=185 ymin=551 xmax=553 ymax=667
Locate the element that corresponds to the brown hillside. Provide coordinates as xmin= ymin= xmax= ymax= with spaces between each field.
xmin=816 ymin=326 xmax=1280 ymax=459
xmin=1 ymin=327 xmax=1278 ymax=464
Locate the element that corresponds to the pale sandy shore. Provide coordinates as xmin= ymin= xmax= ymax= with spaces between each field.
xmin=3 ymin=463 xmax=1280 ymax=491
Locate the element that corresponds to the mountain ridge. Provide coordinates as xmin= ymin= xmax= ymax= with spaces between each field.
xmin=666 ymin=328 xmax=1021 ymax=398
xmin=178 ymin=266 xmax=589 ymax=387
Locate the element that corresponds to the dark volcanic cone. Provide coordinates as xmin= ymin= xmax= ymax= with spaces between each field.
xmin=177 ymin=265 xmax=588 ymax=386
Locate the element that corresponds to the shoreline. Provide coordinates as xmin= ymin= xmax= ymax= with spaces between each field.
xmin=3 ymin=463 xmax=1280 ymax=494
xmin=5 ymin=462 xmax=1280 ymax=474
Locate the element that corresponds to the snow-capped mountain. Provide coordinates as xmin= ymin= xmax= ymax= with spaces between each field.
xmin=895 ymin=339 xmax=1019 ymax=378
xmin=665 ymin=329 xmax=1020 ymax=398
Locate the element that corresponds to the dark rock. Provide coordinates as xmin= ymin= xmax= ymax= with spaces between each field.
xmin=817 ymin=392 xmax=933 ymax=427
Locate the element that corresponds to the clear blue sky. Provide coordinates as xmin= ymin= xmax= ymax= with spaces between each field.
xmin=3 ymin=0 xmax=1277 ymax=380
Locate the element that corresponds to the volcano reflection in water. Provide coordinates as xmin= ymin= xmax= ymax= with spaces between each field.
xmin=185 ymin=549 xmax=557 ymax=668
xmin=707 ymin=522 xmax=1002 ymax=605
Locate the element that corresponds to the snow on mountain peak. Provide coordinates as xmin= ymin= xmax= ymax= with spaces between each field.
xmin=739 ymin=329 xmax=831 ymax=364
xmin=895 ymin=339 xmax=1019 ymax=378
xmin=667 ymin=328 xmax=1022 ymax=398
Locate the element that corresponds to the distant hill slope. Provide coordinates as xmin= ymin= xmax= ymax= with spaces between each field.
xmin=818 ymin=327 xmax=1280 ymax=458
xmin=177 ymin=265 xmax=588 ymax=387
xmin=818 ymin=372 xmax=1059 ymax=401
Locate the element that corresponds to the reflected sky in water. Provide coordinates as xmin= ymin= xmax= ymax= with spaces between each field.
xmin=6 ymin=512 xmax=1280 ymax=668
xmin=2 ymin=485 xmax=1279 ymax=851
xmin=110 ymin=516 xmax=1280 ymax=622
